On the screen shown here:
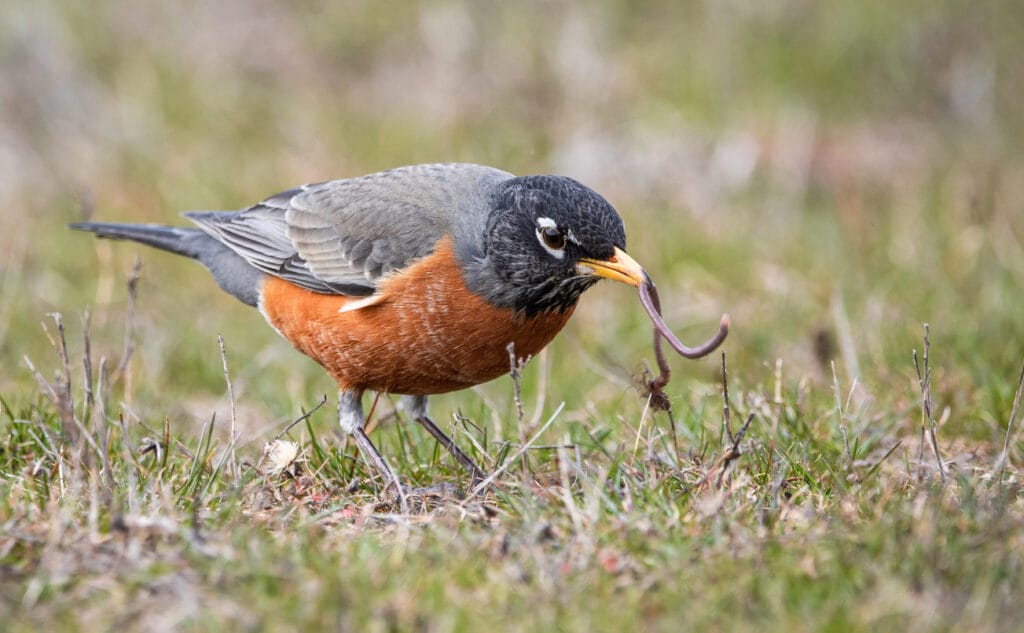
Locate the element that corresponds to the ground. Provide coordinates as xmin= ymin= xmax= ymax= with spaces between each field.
xmin=2 ymin=2 xmax=1023 ymax=631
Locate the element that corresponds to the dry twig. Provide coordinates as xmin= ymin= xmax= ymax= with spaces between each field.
xmin=681 ymin=352 xmax=755 ymax=492
xmin=507 ymin=342 xmax=532 ymax=477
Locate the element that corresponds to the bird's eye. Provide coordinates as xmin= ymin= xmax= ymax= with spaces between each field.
xmin=539 ymin=226 xmax=566 ymax=251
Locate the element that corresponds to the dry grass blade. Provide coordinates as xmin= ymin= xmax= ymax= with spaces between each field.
xmin=994 ymin=358 xmax=1024 ymax=483
xmin=461 ymin=402 xmax=565 ymax=503
xmin=913 ymin=323 xmax=945 ymax=484
xmin=274 ymin=395 xmax=329 ymax=441
xmin=43 ymin=314 xmax=77 ymax=447
xmin=863 ymin=440 xmax=904 ymax=482
xmin=218 ymin=334 xmax=239 ymax=485
xmin=831 ymin=361 xmax=852 ymax=462
xmin=81 ymin=310 xmax=93 ymax=416
xmin=24 ymin=315 xmax=105 ymax=462
xmin=110 ymin=257 xmax=141 ymax=398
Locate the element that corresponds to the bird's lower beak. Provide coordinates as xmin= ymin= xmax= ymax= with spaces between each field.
xmin=577 ymin=247 xmax=649 ymax=287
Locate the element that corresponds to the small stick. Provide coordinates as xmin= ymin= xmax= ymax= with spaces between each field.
xmin=81 ymin=310 xmax=94 ymax=419
xmin=683 ymin=411 xmax=755 ymax=492
xmin=716 ymin=412 xmax=756 ymax=488
xmin=507 ymin=342 xmax=531 ymax=478
xmin=714 ymin=352 xmax=751 ymax=488
xmin=674 ymin=355 xmax=755 ymax=495
xmin=507 ymin=342 xmax=526 ymax=425
xmin=722 ymin=351 xmax=733 ymax=445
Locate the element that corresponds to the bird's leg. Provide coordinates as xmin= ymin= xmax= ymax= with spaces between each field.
xmin=339 ymin=390 xmax=405 ymax=501
xmin=401 ymin=395 xmax=488 ymax=487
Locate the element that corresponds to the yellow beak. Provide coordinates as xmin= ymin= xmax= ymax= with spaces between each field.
xmin=577 ymin=247 xmax=648 ymax=287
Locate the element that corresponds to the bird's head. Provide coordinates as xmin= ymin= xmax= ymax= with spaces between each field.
xmin=474 ymin=175 xmax=647 ymax=316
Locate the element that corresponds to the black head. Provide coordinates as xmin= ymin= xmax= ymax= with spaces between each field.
xmin=468 ymin=175 xmax=631 ymax=316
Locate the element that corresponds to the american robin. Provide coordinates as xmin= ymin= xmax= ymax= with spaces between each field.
xmin=72 ymin=163 xmax=655 ymax=490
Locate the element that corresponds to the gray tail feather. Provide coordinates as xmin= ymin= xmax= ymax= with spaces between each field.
xmin=69 ymin=222 xmax=203 ymax=259
xmin=71 ymin=221 xmax=263 ymax=306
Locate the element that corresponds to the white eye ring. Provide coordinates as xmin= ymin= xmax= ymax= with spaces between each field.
xmin=535 ymin=217 xmax=566 ymax=259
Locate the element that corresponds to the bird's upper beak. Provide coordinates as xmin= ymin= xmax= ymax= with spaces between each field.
xmin=577 ymin=247 xmax=649 ymax=287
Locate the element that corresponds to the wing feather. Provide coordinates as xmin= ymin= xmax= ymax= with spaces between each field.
xmin=184 ymin=164 xmax=512 ymax=297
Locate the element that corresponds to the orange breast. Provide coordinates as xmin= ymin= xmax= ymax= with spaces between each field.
xmin=258 ymin=237 xmax=574 ymax=395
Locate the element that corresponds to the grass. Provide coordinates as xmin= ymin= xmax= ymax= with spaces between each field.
xmin=3 ymin=1 xmax=1024 ymax=631
xmin=4 ymin=312 xmax=1023 ymax=632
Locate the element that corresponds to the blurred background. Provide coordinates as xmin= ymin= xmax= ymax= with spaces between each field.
xmin=2 ymin=1 xmax=1022 ymax=439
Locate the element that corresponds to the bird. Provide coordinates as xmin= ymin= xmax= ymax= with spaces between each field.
xmin=71 ymin=163 xmax=651 ymax=493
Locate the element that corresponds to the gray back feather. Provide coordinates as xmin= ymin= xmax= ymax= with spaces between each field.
xmin=186 ymin=164 xmax=513 ymax=296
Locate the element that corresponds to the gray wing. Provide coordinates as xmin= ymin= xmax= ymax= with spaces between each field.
xmin=186 ymin=163 xmax=513 ymax=296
